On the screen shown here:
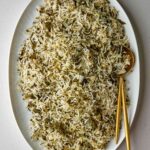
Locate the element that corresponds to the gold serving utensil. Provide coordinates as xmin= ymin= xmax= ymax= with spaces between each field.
xmin=115 ymin=47 xmax=135 ymax=150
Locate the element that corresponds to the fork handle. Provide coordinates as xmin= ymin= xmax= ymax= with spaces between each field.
xmin=115 ymin=77 xmax=122 ymax=143
xmin=121 ymin=77 xmax=131 ymax=150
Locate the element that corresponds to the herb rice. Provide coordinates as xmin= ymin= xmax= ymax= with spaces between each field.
xmin=18 ymin=0 xmax=130 ymax=149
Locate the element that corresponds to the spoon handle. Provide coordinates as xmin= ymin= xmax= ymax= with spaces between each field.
xmin=115 ymin=77 xmax=122 ymax=143
xmin=122 ymin=77 xmax=131 ymax=150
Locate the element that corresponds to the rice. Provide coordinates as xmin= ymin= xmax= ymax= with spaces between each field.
xmin=18 ymin=0 xmax=130 ymax=149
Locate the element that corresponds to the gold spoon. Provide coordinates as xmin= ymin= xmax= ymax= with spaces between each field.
xmin=115 ymin=47 xmax=135 ymax=150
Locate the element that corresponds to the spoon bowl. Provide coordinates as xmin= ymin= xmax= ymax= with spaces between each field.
xmin=117 ymin=47 xmax=135 ymax=76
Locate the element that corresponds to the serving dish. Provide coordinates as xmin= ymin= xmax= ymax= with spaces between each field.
xmin=9 ymin=0 xmax=140 ymax=149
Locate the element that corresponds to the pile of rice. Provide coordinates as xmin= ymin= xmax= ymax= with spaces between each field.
xmin=18 ymin=0 xmax=130 ymax=149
